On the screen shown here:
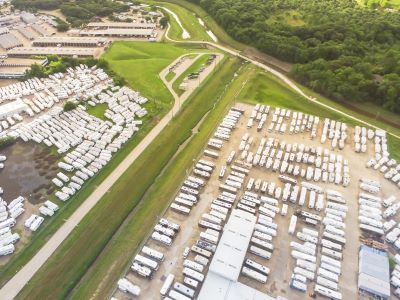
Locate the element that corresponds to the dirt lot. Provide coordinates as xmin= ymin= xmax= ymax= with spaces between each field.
xmin=112 ymin=103 xmax=399 ymax=300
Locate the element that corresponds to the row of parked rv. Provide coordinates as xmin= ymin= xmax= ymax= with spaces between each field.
xmin=116 ymin=219 xmax=180 ymax=298
xmin=238 ymin=132 xmax=350 ymax=187
xmin=150 ymin=109 xmax=245 ymax=299
xmin=390 ymin=256 xmax=400 ymax=296
xmin=357 ymin=179 xmax=386 ymax=236
xmin=247 ymin=105 xmax=321 ymax=139
xmin=0 ymin=195 xmax=27 ymax=256
xmin=288 ymin=188 xmax=345 ymax=300
xmin=365 ymin=130 xmax=400 ymax=190
xmin=320 ymin=118 xmax=348 ymax=151
xmin=0 ymin=65 xmax=113 ymax=133
xmin=0 ymin=154 xmax=5 ymax=169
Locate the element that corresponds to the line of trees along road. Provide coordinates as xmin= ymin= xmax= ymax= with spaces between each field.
xmin=188 ymin=0 xmax=400 ymax=113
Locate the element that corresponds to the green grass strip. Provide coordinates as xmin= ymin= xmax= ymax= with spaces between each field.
xmin=172 ymin=53 xmax=212 ymax=95
xmin=16 ymin=57 xmax=241 ymax=300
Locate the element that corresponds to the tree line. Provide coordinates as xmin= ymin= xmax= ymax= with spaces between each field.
xmin=189 ymin=0 xmax=400 ymax=113
xmin=11 ymin=0 xmax=130 ymax=27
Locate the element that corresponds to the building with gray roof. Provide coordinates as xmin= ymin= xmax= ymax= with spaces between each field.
xmin=358 ymin=245 xmax=390 ymax=299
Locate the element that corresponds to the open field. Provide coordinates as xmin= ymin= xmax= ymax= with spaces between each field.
xmin=102 ymin=42 xmax=187 ymax=109
xmin=15 ymin=56 xmax=242 ymax=300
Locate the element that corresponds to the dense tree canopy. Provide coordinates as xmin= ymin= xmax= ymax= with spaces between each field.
xmin=190 ymin=0 xmax=400 ymax=112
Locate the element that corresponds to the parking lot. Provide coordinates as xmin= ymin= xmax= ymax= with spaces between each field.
xmin=112 ymin=102 xmax=399 ymax=300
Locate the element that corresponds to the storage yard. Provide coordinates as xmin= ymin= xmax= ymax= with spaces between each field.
xmin=0 ymin=64 xmax=150 ymax=261
xmin=110 ymin=102 xmax=399 ymax=300
xmin=0 ymin=9 xmax=163 ymax=79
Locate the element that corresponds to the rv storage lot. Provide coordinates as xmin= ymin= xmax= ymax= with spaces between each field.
xmin=112 ymin=102 xmax=399 ymax=300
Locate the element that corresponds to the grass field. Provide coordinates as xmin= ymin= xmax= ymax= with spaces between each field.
xmin=165 ymin=71 xmax=176 ymax=81
xmin=145 ymin=0 xmax=212 ymax=41
xmin=86 ymin=103 xmax=108 ymax=120
xmin=149 ymin=0 xmax=245 ymax=49
xmin=16 ymin=56 xmax=242 ymax=300
xmin=172 ymin=53 xmax=212 ymax=95
xmin=102 ymin=41 xmax=188 ymax=110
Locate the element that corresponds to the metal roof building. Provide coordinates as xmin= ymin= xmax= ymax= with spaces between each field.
xmin=0 ymin=33 xmax=23 ymax=50
xmin=87 ymin=22 xmax=156 ymax=29
xmin=358 ymin=245 xmax=390 ymax=299
xmin=198 ymin=209 xmax=284 ymax=300
xmin=208 ymin=209 xmax=256 ymax=281
xmin=79 ymin=28 xmax=153 ymax=38
xmin=32 ymin=36 xmax=107 ymax=47
xmin=8 ymin=47 xmax=96 ymax=57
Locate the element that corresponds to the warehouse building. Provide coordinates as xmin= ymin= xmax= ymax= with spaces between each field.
xmin=16 ymin=26 xmax=35 ymax=40
xmin=0 ymin=27 xmax=10 ymax=35
xmin=0 ymin=100 xmax=28 ymax=119
xmin=31 ymin=24 xmax=51 ymax=36
xmin=8 ymin=47 xmax=96 ymax=58
xmin=358 ymin=246 xmax=390 ymax=299
xmin=20 ymin=12 xmax=37 ymax=24
xmin=198 ymin=209 xmax=283 ymax=300
xmin=0 ymin=33 xmax=23 ymax=50
xmin=79 ymin=28 xmax=154 ymax=38
xmin=87 ymin=21 xmax=156 ymax=29
xmin=32 ymin=36 xmax=107 ymax=47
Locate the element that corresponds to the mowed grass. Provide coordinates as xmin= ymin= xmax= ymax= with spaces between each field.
xmin=145 ymin=0 xmax=212 ymax=41
xmin=165 ymin=70 xmax=176 ymax=81
xmin=102 ymin=41 xmax=189 ymax=109
xmin=16 ymin=57 xmax=242 ymax=300
xmin=148 ymin=0 xmax=245 ymax=49
xmin=0 ymin=42 xmax=193 ymax=289
xmin=86 ymin=103 xmax=108 ymax=120
xmin=239 ymin=68 xmax=400 ymax=158
xmin=172 ymin=53 xmax=212 ymax=95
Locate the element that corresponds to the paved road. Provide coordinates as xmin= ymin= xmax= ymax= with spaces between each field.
xmin=0 ymin=60 xmax=201 ymax=300
xmin=162 ymin=15 xmax=400 ymax=140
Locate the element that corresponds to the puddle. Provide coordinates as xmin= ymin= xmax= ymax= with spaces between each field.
xmin=0 ymin=141 xmax=60 ymax=204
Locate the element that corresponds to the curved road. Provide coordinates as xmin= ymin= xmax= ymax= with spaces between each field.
xmin=161 ymin=10 xmax=400 ymax=140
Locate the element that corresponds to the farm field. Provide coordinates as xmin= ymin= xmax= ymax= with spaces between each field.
xmin=15 ymin=56 xmax=242 ymax=300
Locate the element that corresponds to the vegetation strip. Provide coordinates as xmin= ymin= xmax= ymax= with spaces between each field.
xmin=0 ymin=41 xmax=193 ymax=288
xmin=16 ymin=57 xmax=241 ymax=300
